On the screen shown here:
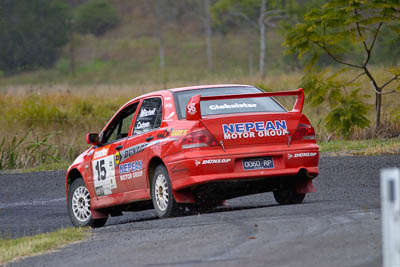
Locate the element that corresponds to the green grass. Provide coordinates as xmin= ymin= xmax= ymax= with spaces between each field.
xmin=19 ymin=162 xmax=71 ymax=173
xmin=0 ymin=94 xmax=126 ymax=171
xmin=0 ymin=131 xmax=86 ymax=171
xmin=0 ymin=227 xmax=89 ymax=265
xmin=319 ymin=138 xmax=400 ymax=156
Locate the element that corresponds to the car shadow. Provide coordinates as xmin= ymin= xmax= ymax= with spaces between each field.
xmin=102 ymin=200 xmax=327 ymax=228
xmin=203 ymin=199 xmax=326 ymax=215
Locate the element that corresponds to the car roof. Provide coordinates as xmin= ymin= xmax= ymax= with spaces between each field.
xmin=167 ymin=84 xmax=252 ymax=93
xmin=123 ymin=84 xmax=254 ymax=107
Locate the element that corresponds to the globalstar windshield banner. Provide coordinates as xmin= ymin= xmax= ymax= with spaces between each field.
xmin=222 ymin=120 xmax=288 ymax=139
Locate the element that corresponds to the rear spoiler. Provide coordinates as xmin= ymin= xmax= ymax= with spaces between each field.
xmin=186 ymin=88 xmax=304 ymax=120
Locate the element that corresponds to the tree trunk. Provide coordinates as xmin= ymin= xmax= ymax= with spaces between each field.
xmin=374 ymin=91 xmax=382 ymax=134
xmin=203 ymin=0 xmax=213 ymax=71
xmin=155 ymin=0 xmax=166 ymax=87
xmin=258 ymin=0 xmax=267 ymax=78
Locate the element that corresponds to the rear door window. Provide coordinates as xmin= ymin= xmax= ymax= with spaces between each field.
xmin=133 ymin=97 xmax=162 ymax=135
xmin=174 ymin=86 xmax=286 ymax=119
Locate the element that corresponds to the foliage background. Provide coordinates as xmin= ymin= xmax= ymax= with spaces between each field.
xmin=0 ymin=0 xmax=399 ymax=170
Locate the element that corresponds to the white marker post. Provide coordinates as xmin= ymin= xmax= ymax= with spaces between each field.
xmin=381 ymin=168 xmax=400 ymax=267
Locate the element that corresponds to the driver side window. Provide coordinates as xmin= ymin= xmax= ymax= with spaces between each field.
xmin=101 ymin=102 xmax=138 ymax=144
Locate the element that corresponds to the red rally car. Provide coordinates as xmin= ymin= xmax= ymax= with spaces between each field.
xmin=66 ymin=84 xmax=319 ymax=227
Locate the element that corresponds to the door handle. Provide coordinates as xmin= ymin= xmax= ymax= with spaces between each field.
xmin=145 ymin=136 xmax=154 ymax=142
xmin=116 ymin=145 xmax=123 ymax=151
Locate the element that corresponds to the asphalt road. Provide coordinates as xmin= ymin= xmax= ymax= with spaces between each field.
xmin=1 ymin=155 xmax=399 ymax=267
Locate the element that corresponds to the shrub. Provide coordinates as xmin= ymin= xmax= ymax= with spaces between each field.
xmin=74 ymin=0 xmax=121 ymax=37
xmin=301 ymin=70 xmax=370 ymax=138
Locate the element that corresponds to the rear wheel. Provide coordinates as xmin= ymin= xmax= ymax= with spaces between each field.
xmin=152 ymin=165 xmax=183 ymax=218
xmin=273 ymin=185 xmax=305 ymax=205
xmin=68 ymin=178 xmax=108 ymax=228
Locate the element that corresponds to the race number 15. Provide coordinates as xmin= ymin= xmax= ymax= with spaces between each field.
xmin=95 ymin=159 xmax=106 ymax=181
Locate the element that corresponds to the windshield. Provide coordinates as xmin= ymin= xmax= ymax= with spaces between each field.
xmin=173 ymin=86 xmax=286 ymax=119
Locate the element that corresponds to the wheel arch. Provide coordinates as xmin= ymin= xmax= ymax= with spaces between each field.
xmin=66 ymin=168 xmax=83 ymax=197
xmin=147 ymin=157 xmax=195 ymax=203
xmin=147 ymin=156 xmax=165 ymax=194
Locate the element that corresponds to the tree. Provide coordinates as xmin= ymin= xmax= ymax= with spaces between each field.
xmin=74 ymin=0 xmax=121 ymax=37
xmin=284 ymin=0 xmax=400 ymax=134
xmin=150 ymin=0 xmax=198 ymax=86
xmin=0 ymin=0 xmax=71 ymax=73
xmin=153 ymin=0 xmax=167 ymax=87
xmin=300 ymin=70 xmax=371 ymax=138
xmin=212 ymin=0 xmax=288 ymax=77
xmin=172 ymin=0 xmax=215 ymax=72
xmin=204 ymin=0 xmax=214 ymax=71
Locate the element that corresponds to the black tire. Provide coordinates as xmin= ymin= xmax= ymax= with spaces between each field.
xmin=273 ymin=185 xmax=305 ymax=205
xmin=68 ymin=178 xmax=108 ymax=228
xmin=151 ymin=165 xmax=183 ymax=218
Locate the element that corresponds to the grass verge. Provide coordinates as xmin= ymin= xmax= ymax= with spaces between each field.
xmin=319 ymin=138 xmax=400 ymax=156
xmin=19 ymin=162 xmax=71 ymax=173
xmin=0 ymin=227 xmax=89 ymax=265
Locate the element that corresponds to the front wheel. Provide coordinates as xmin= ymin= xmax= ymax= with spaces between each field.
xmin=68 ymin=178 xmax=108 ymax=228
xmin=151 ymin=165 xmax=183 ymax=218
xmin=273 ymin=185 xmax=305 ymax=205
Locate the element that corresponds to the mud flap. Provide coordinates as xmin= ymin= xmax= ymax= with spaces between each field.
xmin=172 ymin=189 xmax=195 ymax=203
xmin=296 ymin=179 xmax=316 ymax=194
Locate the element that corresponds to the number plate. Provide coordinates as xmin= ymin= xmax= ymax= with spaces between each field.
xmin=242 ymin=157 xmax=274 ymax=170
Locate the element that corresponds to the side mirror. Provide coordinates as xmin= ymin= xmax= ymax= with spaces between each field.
xmin=86 ymin=133 xmax=100 ymax=146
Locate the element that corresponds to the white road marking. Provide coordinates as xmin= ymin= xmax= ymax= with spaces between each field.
xmin=0 ymin=198 xmax=65 ymax=209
